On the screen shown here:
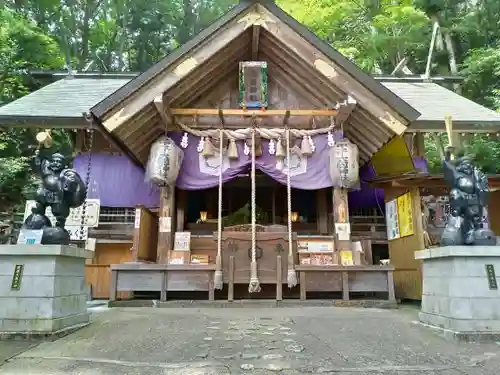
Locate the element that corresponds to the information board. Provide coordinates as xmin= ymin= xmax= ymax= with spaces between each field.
xmin=22 ymin=199 xmax=100 ymax=241
xmin=385 ymin=199 xmax=400 ymax=240
xmin=22 ymin=199 xmax=100 ymax=228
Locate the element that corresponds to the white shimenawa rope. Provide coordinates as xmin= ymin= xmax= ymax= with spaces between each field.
xmin=177 ymin=121 xmax=334 ymax=141
xmin=248 ymin=126 xmax=261 ymax=293
xmin=214 ymin=128 xmax=224 ymax=290
xmin=286 ymin=128 xmax=298 ymax=287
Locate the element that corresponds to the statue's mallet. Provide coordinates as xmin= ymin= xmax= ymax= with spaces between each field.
xmin=35 ymin=129 xmax=53 ymax=149
xmin=444 ymin=115 xmax=460 ymax=160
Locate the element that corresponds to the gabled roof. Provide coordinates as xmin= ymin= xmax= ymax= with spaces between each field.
xmin=89 ymin=1 xmax=252 ymax=119
xmin=2 ymin=0 xmax=500 ymax=168
xmin=4 ymin=75 xmax=500 ymax=132
xmin=84 ymin=0 xmax=425 ymax=165
xmin=90 ymin=0 xmax=419 ymax=123
xmin=383 ymin=82 xmax=500 ymax=131
xmin=0 ymin=77 xmax=129 ymax=127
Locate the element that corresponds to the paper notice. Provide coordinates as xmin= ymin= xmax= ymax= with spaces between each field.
xmin=134 ymin=209 xmax=141 ymax=229
xmin=340 ymin=250 xmax=353 ymax=266
xmin=159 ymin=216 xmax=172 ymax=233
xmin=335 ymin=223 xmax=351 ymax=240
xmin=174 ymin=232 xmax=191 ymax=251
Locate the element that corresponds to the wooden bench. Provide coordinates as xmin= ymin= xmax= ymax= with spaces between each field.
xmin=109 ymin=263 xmax=216 ymax=301
xmin=295 ymin=265 xmax=396 ymax=301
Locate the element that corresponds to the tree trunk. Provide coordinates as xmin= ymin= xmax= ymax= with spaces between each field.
xmin=429 ymin=14 xmax=444 ymax=51
xmin=443 ymin=29 xmax=461 ymax=94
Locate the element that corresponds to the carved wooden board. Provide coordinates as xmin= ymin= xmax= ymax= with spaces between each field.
xmin=216 ymin=231 xmax=298 ymax=284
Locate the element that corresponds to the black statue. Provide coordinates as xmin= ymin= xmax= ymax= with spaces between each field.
xmin=441 ymin=146 xmax=496 ymax=246
xmin=22 ymin=149 xmax=87 ymax=245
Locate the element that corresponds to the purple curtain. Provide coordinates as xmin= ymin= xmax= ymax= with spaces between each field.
xmin=169 ymin=132 xmax=342 ymax=190
xmin=74 ymin=153 xmax=160 ymax=207
xmin=74 ymin=132 xmax=429 ymax=209
xmin=349 ymin=156 xmax=428 ymax=209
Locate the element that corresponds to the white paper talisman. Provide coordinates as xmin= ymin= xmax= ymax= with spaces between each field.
xmin=159 ymin=217 xmax=172 ymax=233
xmin=134 ymin=208 xmax=141 ymax=229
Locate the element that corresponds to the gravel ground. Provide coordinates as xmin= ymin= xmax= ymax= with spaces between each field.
xmin=0 ymin=305 xmax=499 ymax=374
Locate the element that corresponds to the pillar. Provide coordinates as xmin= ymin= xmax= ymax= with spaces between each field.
xmin=156 ymin=185 xmax=176 ymax=264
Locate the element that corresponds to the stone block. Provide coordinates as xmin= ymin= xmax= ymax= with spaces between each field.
xmin=422 ymin=276 xmax=450 ymax=297
xmin=416 ymin=246 xmax=500 ymax=342
xmin=0 ymin=245 xmax=92 ymax=338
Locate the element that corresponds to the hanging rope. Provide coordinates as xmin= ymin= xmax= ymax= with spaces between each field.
xmin=80 ymin=125 xmax=94 ymax=243
xmin=177 ymin=121 xmax=334 ymax=140
xmin=285 ymin=128 xmax=297 ymax=287
xmin=214 ymin=128 xmax=224 ymax=290
xmin=248 ymin=122 xmax=261 ymax=293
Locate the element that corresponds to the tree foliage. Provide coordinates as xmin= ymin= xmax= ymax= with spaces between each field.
xmin=0 ymin=8 xmax=68 ymax=212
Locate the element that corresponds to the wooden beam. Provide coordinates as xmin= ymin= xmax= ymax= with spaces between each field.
xmin=317 ymin=189 xmax=328 ymax=234
xmin=335 ymin=96 xmax=357 ymax=126
xmin=170 ymin=108 xmax=338 ymax=117
xmin=83 ymin=112 xmax=144 ymax=169
xmin=283 ymin=109 xmax=290 ymax=126
xmin=333 ymin=187 xmax=351 ymax=255
xmin=171 ymin=38 xmax=251 ymax=106
xmin=414 ymin=133 xmax=426 ymax=156
xmin=391 ymin=57 xmax=410 ymax=76
xmin=218 ymin=108 xmax=225 ymax=127
xmin=252 ymin=25 xmax=260 ymax=60
xmin=444 ymin=115 xmax=461 ymax=153
xmin=260 ymin=40 xmax=344 ymax=102
xmin=157 ymin=186 xmax=176 ymax=264
xmin=176 ymin=189 xmax=187 ymax=232
xmin=173 ymin=117 xmax=333 ymax=129
xmin=102 ymin=18 xmax=250 ymax=133
xmin=258 ymin=7 xmax=410 ymax=135
xmin=153 ymin=94 xmax=174 ymax=126
xmin=266 ymin=63 xmax=327 ymax=107
xmin=115 ymin=105 xmax=157 ymax=140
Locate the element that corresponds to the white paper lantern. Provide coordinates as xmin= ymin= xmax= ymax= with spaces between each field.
xmin=145 ymin=136 xmax=184 ymax=186
xmin=329 ymin=138 xmax=359 ymax=189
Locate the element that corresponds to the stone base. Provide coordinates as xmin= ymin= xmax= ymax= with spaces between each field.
xmin=108 ymin=299 xmax=399 ymax=309
xmin=415 ymin=246 xmax=500 ymax=341
xmin=0 ymin=245 xmax=93 ymax=338
xmin=1 ymin=319 xmax=90 ymax=341
xmin=419 ymin=312 xmax=500 ymax=342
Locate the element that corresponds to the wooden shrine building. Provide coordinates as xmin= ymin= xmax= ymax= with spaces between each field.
xmin=3 ymin=0 xmax=500 ymax=302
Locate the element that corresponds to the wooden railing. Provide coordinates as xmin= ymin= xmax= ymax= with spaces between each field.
xmin=89 ymin=207 xmax=135 ymax=241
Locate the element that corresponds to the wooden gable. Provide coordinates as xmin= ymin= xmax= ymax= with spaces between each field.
xmin=90 ymin=0 xmax=420 ymax=166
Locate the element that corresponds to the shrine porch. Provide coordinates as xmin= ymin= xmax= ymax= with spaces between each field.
xmin=109 ymin=230 xmax=396 ymax=303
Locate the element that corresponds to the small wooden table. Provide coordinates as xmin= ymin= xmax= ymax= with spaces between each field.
xmin=295 ymin=265 xmax=396 ymax=301
xmin=109 ymin=263 xmax=216 ymax=301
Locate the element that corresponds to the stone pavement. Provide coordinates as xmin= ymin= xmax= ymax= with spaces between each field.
xmin=1 ymin=305 xmax=500 ymax=374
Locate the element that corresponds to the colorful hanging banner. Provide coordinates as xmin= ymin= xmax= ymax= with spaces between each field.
xmin=397 ymin=192 xmax=414 ymax=238
xmin=371 ymin=136 xmax=415 ymax=176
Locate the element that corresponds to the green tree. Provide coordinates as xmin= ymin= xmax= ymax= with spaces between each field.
xmin=0 ymin=8 xmax=68 ymax=211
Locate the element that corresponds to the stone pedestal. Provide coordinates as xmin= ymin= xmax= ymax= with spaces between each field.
xmin=416 ymin=246 xmax=500 ymax=342
xmin=0 ymin=245 xmax=92 ymax=338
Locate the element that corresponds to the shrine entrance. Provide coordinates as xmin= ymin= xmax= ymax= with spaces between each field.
xmin=186 ymin=172 xmax=316 ymax=299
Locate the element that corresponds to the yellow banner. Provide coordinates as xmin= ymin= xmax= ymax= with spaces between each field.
xmin=371 ymin=136 xmax=415 ymax=176
xmin=397 ymin=192 xmax=414 ymax=237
